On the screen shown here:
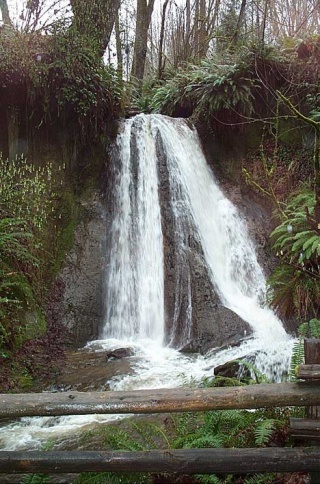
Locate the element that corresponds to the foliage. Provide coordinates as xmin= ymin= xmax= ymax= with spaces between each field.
xmin=76 ymin=375 xmax=290 ymax=484
xmin=0 ymin=154 xmax=54 ymax=351
xmin=0 ymin=155 xmax=53 ymax=230
xmin=150 ymin=52 xmax=257 ymax=126
xmin=0 ymin=28 xmax=123 ymax=137
xmin=173 ymin=408 xmax=283 ymax=452
xmin=268 ymin=187 xmax=320 ymax=320
xmin=75 ymin=423 xmax=152 ymax=483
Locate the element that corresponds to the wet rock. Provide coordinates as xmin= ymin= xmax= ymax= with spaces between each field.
xmin=214 ymin=360 xmax=242 ymax=378
xmin=106 ymin=347 xmax=135 ymax=360
xmin=54 ymin=190 xmax=107 ymax=346
xmin=51 ymin=349 xmax=137 ymax=392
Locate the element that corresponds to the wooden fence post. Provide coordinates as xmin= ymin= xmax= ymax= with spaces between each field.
xmin=305 ymin=339 xmax=320 ymax=419
xmin=304 ymin=338 xmax=320 ymax=484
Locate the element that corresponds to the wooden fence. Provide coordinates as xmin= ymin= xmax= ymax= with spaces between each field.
xmin=0 ymin=340 xmax=320 ymax=478
xmin=0 ymin=380 xmax=320 ymax=476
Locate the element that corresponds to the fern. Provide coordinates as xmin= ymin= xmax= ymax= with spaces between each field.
xmin=19 ymin=475 xmax=49 ymax=484
xmin=254 ymin=419 xmax=278 ymax=446
xmin=290 ymin=318 xmax=320 ymax=381
xmin=130 ymin=421 xmax=171 ymax=449
xmin=268 ymin=186 xmax=320 ymax=320
xmin=195 ymin=475 xmax=221 ymax=484
xmin=184 ymin=434 xmax=224 ymax=449
xmin=150 ymin=53 xmax=257 ymax=124
xmin=0 ymin=153 xmax=56 ymax=353
xmin=235 ymin=359 xmax=270 ymax=384
xmin=245 ymin=474 xmax=277 ymax=484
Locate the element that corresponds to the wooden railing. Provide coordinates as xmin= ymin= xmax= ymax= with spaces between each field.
xmin=0 ymin=381 xmax=320 ymax=476
xmin=1 ymin=340 xmax=320 ymax=478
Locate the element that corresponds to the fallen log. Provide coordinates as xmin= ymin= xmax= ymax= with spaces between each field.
xmin=1 ymin=381 xmax=320 ymax=418
xmin=0 ymin=448 xmax=320 ymax=474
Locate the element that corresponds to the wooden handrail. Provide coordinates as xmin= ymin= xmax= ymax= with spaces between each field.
xmin=0 ymin=448 xmax=320 ymax=474
xmin=1 ymin=381 xmax=320 ymax=418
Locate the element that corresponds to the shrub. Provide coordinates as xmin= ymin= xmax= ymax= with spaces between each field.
xmin=268 ymin=187 xmax=320 ymax=320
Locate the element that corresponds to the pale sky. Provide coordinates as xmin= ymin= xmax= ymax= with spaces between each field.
xmin=5 ymin=0 xmax=71 ymax=29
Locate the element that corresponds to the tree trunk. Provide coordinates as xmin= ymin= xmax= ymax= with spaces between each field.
xmin=0 ymin=0 xmax=12 ymax=27
xmin=230 ymin=0 xmax=247 ymax=48
xmin=115 ymin=13 xmax=123 ymax=79
xmin=260 ymin=0 xmax=270 ymax=46
xmin=158 ymin=0 xmax=170 ymax=80
xmin=70 ymin=0 xmax=121 ymax=57
xmin=131 ymin=0 xmax=155 ymax=85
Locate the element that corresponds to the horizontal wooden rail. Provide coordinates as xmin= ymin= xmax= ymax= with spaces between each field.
xmin=1 ymin=448 xmax=320 ymax=474
xmin=290 ymin=417 xmax=320 ymax=440
xmin=298 ymin=364 xmax=320 ymax=380
xmin=1 ymin=382 xmax=320 ymax=418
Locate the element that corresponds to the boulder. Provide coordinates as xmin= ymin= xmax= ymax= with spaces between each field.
xmin=106 ymin=347 xmax=135 ymax=361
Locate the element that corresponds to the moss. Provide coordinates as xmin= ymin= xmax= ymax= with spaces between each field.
xmin=278 ymin=118 xmax=305 ymax=146
xmin=50 ymin=188 xmax=82 ymax=278
xmin=17 ymin=372 xmax=34 ymax=390
xmin=23 ymin=310 xmax=47 ymax=341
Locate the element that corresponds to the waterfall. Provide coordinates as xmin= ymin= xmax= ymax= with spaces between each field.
xmin=102 ymin=116 xmax=164 ymax=343
xmin=103 ymin=114 xmax=288 ymax=346
xmin=0 ymin=114 xmax=293 ymax=451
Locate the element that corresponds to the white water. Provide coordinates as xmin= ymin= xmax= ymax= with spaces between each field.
xmin=153 ymin=116 xmax=288 ymax=342
xmin=0 ymin=114 xmax=294 ymax=451
xmin=103 ymin=117 xmax=164 ymax=342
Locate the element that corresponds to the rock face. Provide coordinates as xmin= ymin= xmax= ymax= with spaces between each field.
xmin=57 ymin=191 xmax=107 ymax=346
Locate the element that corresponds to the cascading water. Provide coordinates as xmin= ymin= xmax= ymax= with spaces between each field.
xmin=153 ymin=115 xmax=287 ymax=342
xmin=103 ymin=117 xmax=164 ymax=343
xmin=0 ymin=114 xmax=294 ymax=451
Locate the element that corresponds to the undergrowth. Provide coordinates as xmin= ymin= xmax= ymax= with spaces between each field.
xmin=0 ymin=153 xmax=70 ymax=391
xmin=0 ymin=155 xmax=54 ymax=352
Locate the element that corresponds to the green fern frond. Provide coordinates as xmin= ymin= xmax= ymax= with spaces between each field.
xmin=195 ymin=474 xmax=221 ymax=484
xmin=184 ymin=434 xmax=224 ymax=449
xmin=254 ymin=419 xmax=278 ymax=446
xmin=245 ymin=473 xmax=277 ymax=484
xmin=19 ymin=475 xmax=49 ymax=484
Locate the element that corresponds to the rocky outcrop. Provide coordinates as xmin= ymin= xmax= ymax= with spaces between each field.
xmin=57 ymin=191 xmax=107 ymax=346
